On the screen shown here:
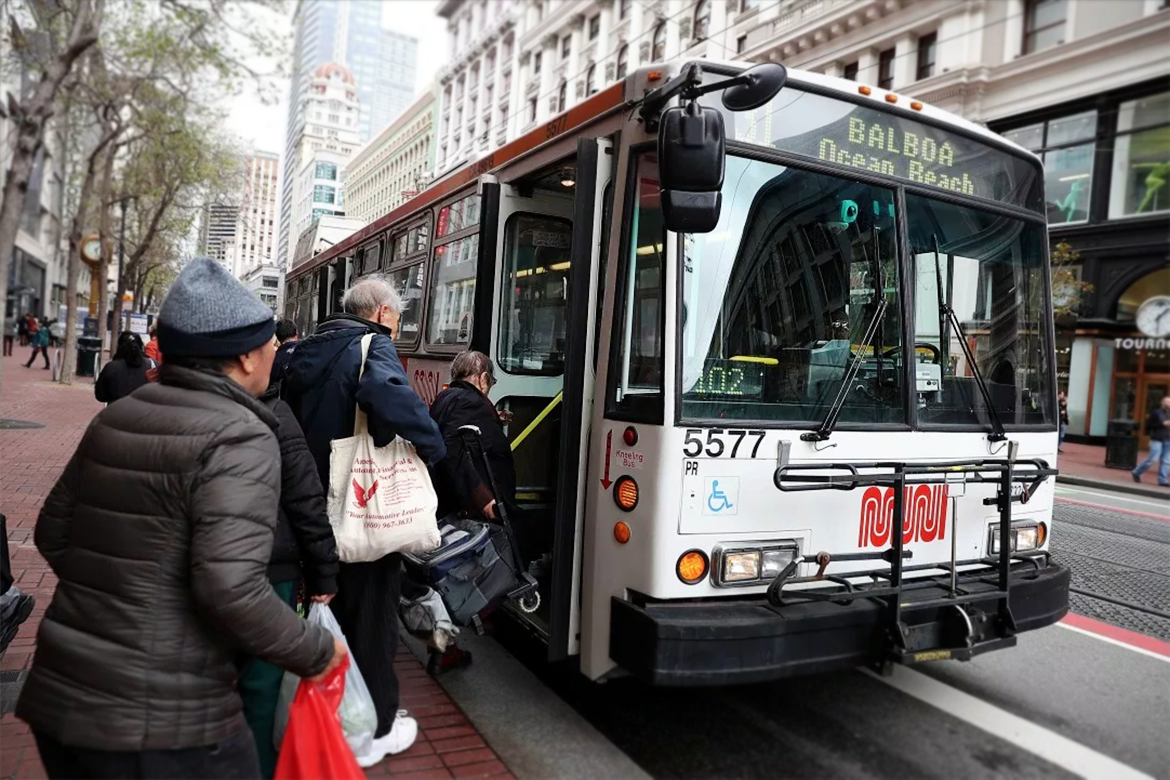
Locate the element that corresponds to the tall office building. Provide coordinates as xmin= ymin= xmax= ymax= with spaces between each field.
xmin=276 ymin=0 xmax=419 ymax=269
xmin=197 ymin=203 xmax=239 ymax=275
xmin=233 ymin=152 xmax=280 ymax=277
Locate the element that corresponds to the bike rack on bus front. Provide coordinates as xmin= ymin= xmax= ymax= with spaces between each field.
xmin=769 ymin=456 xmax=1058 ymax=668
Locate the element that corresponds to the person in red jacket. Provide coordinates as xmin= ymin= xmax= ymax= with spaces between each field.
xmin=144 ymin=322 xmax=162 ymax=364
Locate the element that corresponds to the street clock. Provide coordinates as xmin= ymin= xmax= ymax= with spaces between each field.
xmin=81 ymin=235 xmax=102 ymax=267
xmin=1135 ymin=295 xmax=1170 ymax=339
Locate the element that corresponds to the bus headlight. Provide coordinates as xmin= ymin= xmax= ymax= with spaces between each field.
xmin=988 ymin=522 xmax=1047 ymax=554
xmin=722 ymin=552 xmax=760 ymax=583
xmin=713 ymin=543 xmax=798 ymax=586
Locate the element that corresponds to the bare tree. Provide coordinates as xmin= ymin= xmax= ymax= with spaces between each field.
xmin=0 ymin=0 xmax=102 ymax=388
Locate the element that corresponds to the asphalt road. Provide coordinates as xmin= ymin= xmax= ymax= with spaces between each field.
xmin=496 ymin=487 xmax=1170 ymax=780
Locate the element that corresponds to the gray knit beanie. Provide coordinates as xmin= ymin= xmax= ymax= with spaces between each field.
xmin=157 ymin=257 xmax=275 ymax=358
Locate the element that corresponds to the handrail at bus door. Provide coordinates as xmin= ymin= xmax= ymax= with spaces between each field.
xmin=509 ymin=390 xmax=564 ymax=452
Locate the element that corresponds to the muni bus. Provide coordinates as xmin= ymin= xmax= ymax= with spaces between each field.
xmin=286 ymin=58 xmax=1070 ymax=685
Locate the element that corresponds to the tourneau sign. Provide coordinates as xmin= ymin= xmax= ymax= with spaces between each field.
xmin=710 ymin=87 xmax=1043 ymax=212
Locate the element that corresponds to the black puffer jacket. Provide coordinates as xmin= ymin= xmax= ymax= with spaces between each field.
xmin=430 ymin=380 xmax=516 ymax=519
xmin=261 ymin=383 xmax=339 ymax=595
xmin=16 ymin=365 xmax=334 ymax=752
xmin=93 ymin=357 xmax=152 ymax=404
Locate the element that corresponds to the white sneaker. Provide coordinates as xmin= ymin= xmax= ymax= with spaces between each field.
xmin=354 ymin=711 xmax=419 ymax=768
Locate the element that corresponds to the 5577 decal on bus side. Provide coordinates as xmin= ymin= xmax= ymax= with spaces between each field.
xmin=682 ymin=429 xmax=766 ymax=458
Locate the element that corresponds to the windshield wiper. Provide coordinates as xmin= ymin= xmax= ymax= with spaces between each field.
xmin=932 ymin=234 xmax=1007 ymax=443
xmin=802 ymin=228 xmax=887 ymax=442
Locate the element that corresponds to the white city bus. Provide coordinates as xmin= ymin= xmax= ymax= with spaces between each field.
xmin=286 ymin=58 xmax=1069 ymax=685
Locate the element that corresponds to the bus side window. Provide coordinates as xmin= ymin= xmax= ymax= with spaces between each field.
xmin=499 ymin=213 xmax=573 ymax=375
xmin=606 ymin=153 xmax=665 ymax=423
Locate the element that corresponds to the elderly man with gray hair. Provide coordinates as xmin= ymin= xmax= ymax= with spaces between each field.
xmin=284 ymin=274 xmax=445 ymax=767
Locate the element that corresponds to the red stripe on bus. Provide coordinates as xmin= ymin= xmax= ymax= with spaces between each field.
xmin=1062 ymin=613 xmax=1170 ymax=658
xmin=290 ymin=83 xmax=626 ymax=280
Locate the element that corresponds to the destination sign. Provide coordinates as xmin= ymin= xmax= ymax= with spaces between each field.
xmin=707 ymin=87 xmax=1043 ymax=212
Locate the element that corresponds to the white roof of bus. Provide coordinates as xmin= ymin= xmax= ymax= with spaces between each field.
xmin=696 ymin=58 xmax=1041 ymax=164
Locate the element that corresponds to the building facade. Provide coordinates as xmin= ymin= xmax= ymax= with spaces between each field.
xmin=343 ymin=88 xmax=438 ymax=225
xmin=197 ymin=203 xmax=239 ymax=276
xmin=231 ymin=152 xmax=280 ymax=279
xmin=2 ymin=12 xmax=73 ymax=323
xmin=240 ymin=262 xmax=286 ymax=314
xmin=287 ymin=63 xmax=363 ymax=248
xmin=277 ymin=0 xmax=420 ymax=270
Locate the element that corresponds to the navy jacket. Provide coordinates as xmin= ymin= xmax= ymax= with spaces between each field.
xmin=270 ymin=339 xmax=298 ymax=389
xmin=284 ymin=314 xmax=446 ymax=489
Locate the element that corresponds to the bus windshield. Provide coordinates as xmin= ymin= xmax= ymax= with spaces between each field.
xmin=680 ymin=156 xmax=1055 ymax=429
xmin=681 ymin=156 xmax=904 ymax=425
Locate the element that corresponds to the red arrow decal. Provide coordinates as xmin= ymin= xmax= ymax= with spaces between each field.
xmin=601 ymin=430 xmax=613 ymax=489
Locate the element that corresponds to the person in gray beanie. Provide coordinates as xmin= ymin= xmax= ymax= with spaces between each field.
xmin=17 ymin=257 xmax=346 ymax=780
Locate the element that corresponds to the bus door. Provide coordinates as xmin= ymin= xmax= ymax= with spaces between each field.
xmin=487 ymin=141 xmax=613 ymax=655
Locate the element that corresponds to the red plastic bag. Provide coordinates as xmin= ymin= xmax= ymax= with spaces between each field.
xmin=273 ymin=660 xmax=365 ymax=780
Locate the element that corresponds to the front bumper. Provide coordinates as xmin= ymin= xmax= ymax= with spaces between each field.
xmin=610 ymin=559 xmax=1070 ymax=686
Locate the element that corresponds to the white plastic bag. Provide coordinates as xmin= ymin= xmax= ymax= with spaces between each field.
xmin=272 ymin=603 xmax=377 ymax=756
xmin=328 ymin=334 xmax=440 ymax=562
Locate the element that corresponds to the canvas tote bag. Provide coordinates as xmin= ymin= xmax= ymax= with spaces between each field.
xmin=327 ymin=333 xmax=440 ymax=562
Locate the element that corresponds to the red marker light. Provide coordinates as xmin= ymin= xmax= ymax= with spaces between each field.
xmin=623 ymin=426 xmax=638 ymax=446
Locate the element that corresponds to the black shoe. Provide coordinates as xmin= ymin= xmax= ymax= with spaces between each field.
xmin=0 ymin=593 xmax=35 ymax=654
xmin=1133 ymin=473 xmax=1142 ymax=483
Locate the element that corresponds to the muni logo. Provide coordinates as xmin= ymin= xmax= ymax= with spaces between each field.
xmin=858 ymin=485 xmax=949 ymax=548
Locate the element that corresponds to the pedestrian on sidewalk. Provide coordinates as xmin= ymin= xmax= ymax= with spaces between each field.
xmin=1133 ymin=395 xmax=1170 ymax=487
xmin=144 ymin=321 xmax=162 ymax=365
xmin=16 ymin=257 xmax=346 ymax=780
xmin=239 ymin=373 xmax=340 ymax=779
xmin=270 ymin=318 xmax=299 ymax=389
xmin=284 ymin=274 xmax=447 ymax=767
xmin=0 ymin=513 xmax=36 ymax=654
xmin=94 ymin=332 xmax=154 ymax=404
xmin=23 ymin=319 xmax=50 ymax=369
xmin=17 ymin=312 xmax=28 ymax=346
xmin=3 ymin=313 xmax=15 ymax=356
xmin=1058 ymin=391 xmax=1069 ymax=453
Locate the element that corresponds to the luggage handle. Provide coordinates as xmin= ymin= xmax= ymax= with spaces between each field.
xmin=456 ymin=424 xmax=536 ymax=598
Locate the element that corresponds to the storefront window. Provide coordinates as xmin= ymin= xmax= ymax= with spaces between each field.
xmin=1109 ymin=92 xmax=1170 ymax=218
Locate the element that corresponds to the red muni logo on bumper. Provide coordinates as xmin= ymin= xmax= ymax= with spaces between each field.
xmin=858 ymin=485 xmax=949 ymax=548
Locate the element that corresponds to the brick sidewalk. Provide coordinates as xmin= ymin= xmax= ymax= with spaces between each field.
xmin=1059 ymin=440 xmax=1170 ymax=493
xmin=0 ymin=353 xmax=511 ymax=780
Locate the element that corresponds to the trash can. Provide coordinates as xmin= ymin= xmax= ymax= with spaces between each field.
xmin=76 ymin=336 xmax=101 ymax=378
xmin=1104 ymin=419 xmax=1138 ymax=470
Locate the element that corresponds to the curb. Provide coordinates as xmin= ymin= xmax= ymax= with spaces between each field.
xmin=1056 ymin=474 xmax=1169 ymax=501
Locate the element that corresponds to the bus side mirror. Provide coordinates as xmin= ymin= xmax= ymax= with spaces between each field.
xmin=657 ymin=101 xmax=725 ymax=234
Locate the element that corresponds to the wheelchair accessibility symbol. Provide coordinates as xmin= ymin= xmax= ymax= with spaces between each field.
xmin=702 ymin=477 xmax=739 ymax=516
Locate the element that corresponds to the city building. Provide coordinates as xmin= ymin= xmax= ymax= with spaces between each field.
xmin=232 ymin=151 xmax=280 ymax=278
xmin=435 ymin=0 xmax=740 ymax=174
xmin=277 ymin=0 xmax=419 ymax=270
xmin=241 ymin=261 xmax=286 ymax=314
xmin=1 ymin=22 xmax=73 ymax=322
xmin=287 ymin=63 xmax=363 ymax=250
xmin=197 ymin=203 xmax=239 ymax=276
xmin=343 ymin=88 xmax=438 ymax=225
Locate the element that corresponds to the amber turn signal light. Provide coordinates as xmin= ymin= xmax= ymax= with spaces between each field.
xmin=613 ymin=476 xmax=639 ymax=512
xmin=614 ymin=521 xmax=631 ymax=544
xmin=677 ymin=550 xmax=709 ymax=584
